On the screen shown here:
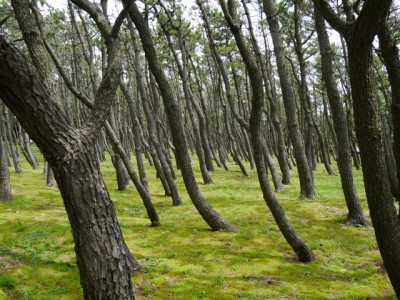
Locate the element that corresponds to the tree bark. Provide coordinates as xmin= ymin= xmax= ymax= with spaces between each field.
xmin=263 ymin=0 xmax=315 ymax=198
xmin=314 ymin=8 xmax=366 ymax=225
xmin=314 ymin=0 xmax=400 ymax=295
xmin=125 ymin=0 xmax=236 ymax=232
xmin=4 ymin=0 xmax=140 ymax=297
xmin=220 ymin=0 xmax=314 ymax=261
xmin=378 ymin=21 xmax=400 ymax=200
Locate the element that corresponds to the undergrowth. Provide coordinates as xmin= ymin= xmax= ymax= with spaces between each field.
xmin=0 ymin=148 xmax=395 ymax=299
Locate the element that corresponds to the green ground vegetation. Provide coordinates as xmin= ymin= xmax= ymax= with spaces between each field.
xmin=0 ymin=149 xmax=395 ymax=299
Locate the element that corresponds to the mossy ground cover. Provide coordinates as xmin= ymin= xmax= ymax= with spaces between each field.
xmin=0 ymin=149 xmax=395 ymax=299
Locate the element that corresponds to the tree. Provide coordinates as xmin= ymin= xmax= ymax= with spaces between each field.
xmin=1 ymin=0 xmax=140 ymax=298
xmin=219 ymin=0 xmax=314 ymax=262
xmin=263 ymin=0 xmax=315 ymax=199
xmin=377 ymin=19 xmax=400 ymax=204
xmin=124 ymin=0 xmax=237 ymax=232
xmin=313 ymin=0 xmax=400 ymax=295
xmin=313 ymin=6 xmax=366 ymax=225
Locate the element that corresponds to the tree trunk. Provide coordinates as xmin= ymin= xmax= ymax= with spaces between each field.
xmin=313 ymin=8 xmax=366 ymax=225
xmin=2 ymin=0 xmax=140 ymax=296
xmin=220 ymin=0 xmax=314 ymax=261
xmin=314 ymin=0 xmax=400 ymax=295
xmin=54 ymin=149 xmax=137 ymax=299
xmin=378 ymin=22 xmax=400 ymax=200
xmin=0 ymin=135 xmax=12 ymax=201
xmin=263 ymin=0 xmax=315 ymax=198
xmin=126 ymin=1 xmax=236 ymax=232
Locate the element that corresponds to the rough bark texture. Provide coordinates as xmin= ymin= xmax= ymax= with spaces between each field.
xmin=378 ymin=22 xmax=400 ymax=198
xmin=314 ymin=0 xmax=400 ymax=296
xmin=3 ymin=0 xmax=139 ymax=298
xmin=0 ymin=37 xmax=137 ymax=299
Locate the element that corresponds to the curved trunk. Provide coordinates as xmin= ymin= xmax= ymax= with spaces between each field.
xmin=263 ymin=0 xmax=314 ymax=198
xmin=220 ymin=0 xmax=314 ymax=261
xmin=313 ymin=8 xmax=365 ymax=225
xmin=126 ymin=1 xmax=235 ymax=231
xmin=0 ymin=32 xmax=139 ymax=298
xmin=53 ymin=150 xmax=138 ymax=299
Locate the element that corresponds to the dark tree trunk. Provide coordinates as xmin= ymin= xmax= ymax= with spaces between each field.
xmin=220 ymin=0 xmax=314 ymax=262
xmin=314 ymin=8 xmax=366 ymax=225
xmin=0 ymin=36 xmax=139 ymax=299
xmin=314 ymin=0 xmax=400 ymax=295
xmin=3 ymin=0 xmax=140 ymax=297
xmin=126 ymin=1 xmax=236 ymax=232
xmin=54 ymin=149 xmax=137 ymax=300
xmin=263 ymin=0 xmax=315 ymax=198
xmin=378 ymin=22 xmax=400 ymax=200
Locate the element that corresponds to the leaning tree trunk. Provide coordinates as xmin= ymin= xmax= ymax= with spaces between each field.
xmin=126 ymin=0 xmax=236 ymax=232
xmin=220 ymin=0 xmax=314 ymax=262
xmin=314 ymin=7 xmax=366 ymax=225
xmin=263 ymin=0 xmax=315 ymax=198
xmin=314 ymin=0 xmax=400 ymax=295
xmin=4 ymin=0 xmax=142 ymax=297
xmin=54 ymin=148 xmax=137 ymax=299
xmin=0 ymin=35 xmax=139 ymax=299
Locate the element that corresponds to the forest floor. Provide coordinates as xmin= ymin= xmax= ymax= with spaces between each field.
xmin=0 ymin=150 xmax=396 ymax=299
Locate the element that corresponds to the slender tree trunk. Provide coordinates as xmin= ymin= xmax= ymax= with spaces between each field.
xmin=220 ymin=0 xmax=314 ymax=261
xmin=314 ymin=5 xmax=366 ymax=225
xmin=126 ymin=1 xmax=236 ymax=232
xmin=0 ymin=134 xmax=12 ymax=201
xmin=126 ymin=20 xmax=182 ymax=205
xmin=3 ymin=108 xmax=22 ymax=174
xmin=263 ymin=0 xmax=315 ymax=198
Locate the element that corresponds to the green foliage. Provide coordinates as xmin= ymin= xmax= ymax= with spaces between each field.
xmin=0 ymin=148 xmax=396 ymax=299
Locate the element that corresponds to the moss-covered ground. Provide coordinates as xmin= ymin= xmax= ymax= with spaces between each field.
xmin=0 ymin=150 xmax=395 ymax=299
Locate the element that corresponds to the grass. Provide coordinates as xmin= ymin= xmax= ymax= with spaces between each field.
xmin=0 ymin=148 xmax=396 ymax=299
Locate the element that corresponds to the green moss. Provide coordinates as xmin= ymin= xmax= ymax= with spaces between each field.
xmin=0 ymin=149 xmax=396 ymax=299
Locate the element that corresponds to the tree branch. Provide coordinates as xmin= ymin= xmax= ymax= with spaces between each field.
xmin=312 ymin=0 xmax=351 ymax=39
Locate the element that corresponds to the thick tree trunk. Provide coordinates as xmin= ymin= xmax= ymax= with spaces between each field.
xmin=314 ymin=0 xmax=400 ymax=295
xmin=1 ymin=0 xmax=140 ymax=295
xmin=0 ymin=35 xmax=139 ymax=298
xmin=378 ymin=22 xmax=400 ymax=199
xmin=53 ymin=149 xmax=137 ymax=299
xmin=349 ymin=46 xmax=400 ymax=298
